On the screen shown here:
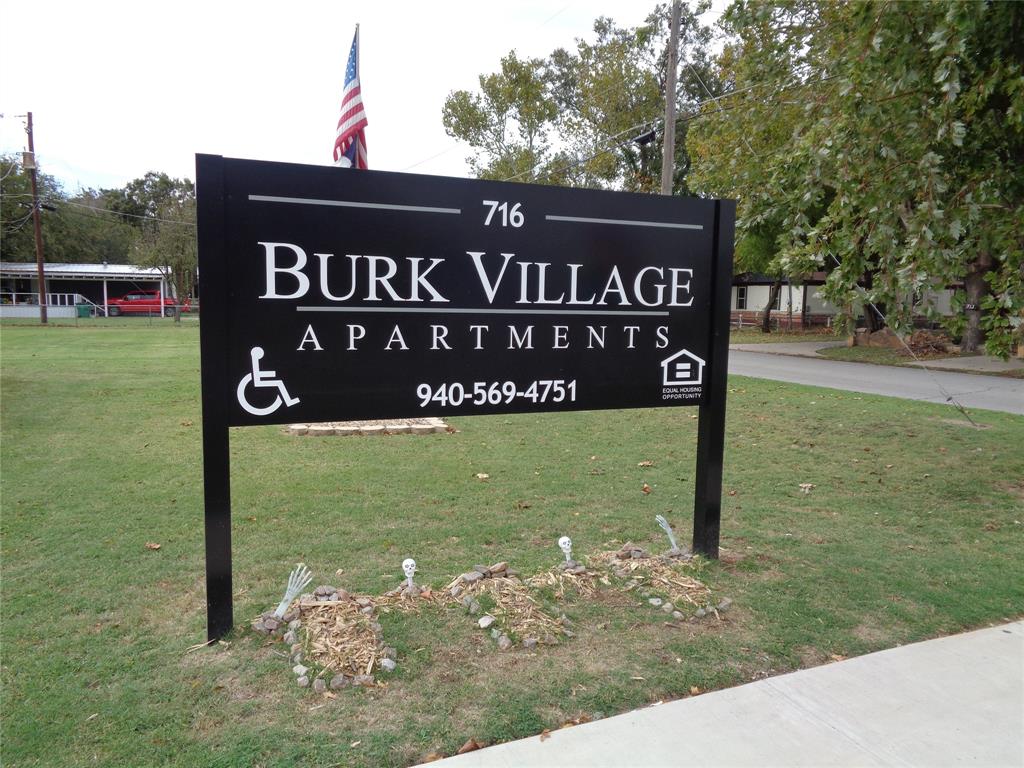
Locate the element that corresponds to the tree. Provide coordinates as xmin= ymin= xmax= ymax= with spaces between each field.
xmin=442 ymin=52 xmax=559 ymax=182
xmin=131 ymin=195 xmax=196 ymax=323
xmin=1 ymin=153 xmax=134 ymax=264
xmin=104 ymin=171 xmax=194 ymax=226
xmin=687 ymin=1 xmax=1023 ymax=355
xmin=443 ymin=4 xmax=720 ymax=193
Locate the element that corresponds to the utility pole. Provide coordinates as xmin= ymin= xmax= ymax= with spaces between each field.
xmin=660 ymin=0 xmax=681 ymax=196
xmin=26 ymin=112 xmax=47 ymax=324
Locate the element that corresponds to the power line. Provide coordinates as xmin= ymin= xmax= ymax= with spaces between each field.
xmin=59 ymin=199 xmax=196 ymax=227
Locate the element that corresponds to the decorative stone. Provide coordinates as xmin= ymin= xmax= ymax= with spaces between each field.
xmin=291 ymin=643 xmax=302 ymax=654
xmin=488 ymin=562 xmax=507 ymax=574
xmin=292 ymin=653 xmax=303 ymax=665
xmin=297 ymin=675 xmax=310 ymax=687
xmin=563 ymin=629 xmax=576 ymax=638
xmin=450 ymin=585 xmax=463 ymax=598
xmin=468 ymin=601 xmax=481 ymax=615
xmin=263 ymin=617 xmax=280 ymax=631
xmin=462 ymin=571 xmax=484 ymax=584
xmin=523 ymin=637 xmax=538 ymax=649
xmin=360 ymin=606 xmax=374 ymax=616
xmin=648 ymin=597 xmax=663 ymax=607
xmin=717 ymin=598 xmax=733 ymax=613
xmin=631 ymin=549 xmax=645 ymax=559
xmin=251 ymin=620 xmax=266 ymax=633
xmin=568 ymin=565 xmax=587 ymax=575
xmin=281 ymin=608 xmax=299 ymax=622
xmin=355 ymin=597 xmax=372 ymax=608
xmin=473 ymin=565 xmax=490 ymax=576
xmin=313 ymin=678 xmax=327 ymax=693
xmin=335 ymin=588 xmax=350 ymax=601
xmin=330 ymin=674 xmax=349 ymax=690
xmin=695 ymin=607 xmax=707 ymax=618
xmin=478 ymin=615 xmax=496 ymax=629
xmin=497 ymin=635 xmax=513 ymax=651
xmin=672 ymin=611 xmax=684 ymax=620
xmin=314 ymin=585 xmax=336 ymax=596
xmin=491 ymin=628 xmax=501 ymax=640
xmin=352 ymin=674 xmax=374 ymax=687
xmin=370 ymin=622 xmax=383 ymax=635
xmin=283 ymin=630 xmax=297 ymax=645
xmin=293 ymin=664 xmax=309 ymax=677
xmin=461 ymin=595 xmax=474 ymax=609
xmin=661 ymin=603 xmax=674 ymax=613
xmin=380 ymin=658 xmax=397 ymax=672
xmin=288 ymin=620 xmax=302 ymax=631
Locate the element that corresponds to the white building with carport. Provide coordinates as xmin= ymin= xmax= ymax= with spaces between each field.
xmin=0 ymin=262 xmax=171 ymax=318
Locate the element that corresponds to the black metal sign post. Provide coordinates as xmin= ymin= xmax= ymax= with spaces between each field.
xmin=196 ymin=154 xmax=734 ymax=640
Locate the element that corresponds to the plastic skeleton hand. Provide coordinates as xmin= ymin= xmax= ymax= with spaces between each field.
xmin=273 ymin=563 xmax=313 ymax=618
xmin=655 ymin=515 xmax=679 ymax=551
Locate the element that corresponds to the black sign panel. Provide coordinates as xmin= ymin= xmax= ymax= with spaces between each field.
xmin=196 ymin=154 xmax=734 ymax=640
xmin=201 ymin=156 xmax=721 ymax=427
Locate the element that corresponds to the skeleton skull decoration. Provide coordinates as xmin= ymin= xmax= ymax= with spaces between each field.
xmin=558 ymin=536 xmax=573 ymax=563
xmin=402 ymin=558 xmax=417 ymax=588
xmin=274 ymin=563 xmax=313 ymax=619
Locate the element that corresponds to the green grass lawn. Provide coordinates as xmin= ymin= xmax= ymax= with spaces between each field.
xmin=2 ymin=322 xmax=1022 ymax=767
xmin=730 ymin=327 xmax=841 ymax=344
xmin=818 ymin=344 xmax=1024 ymax=378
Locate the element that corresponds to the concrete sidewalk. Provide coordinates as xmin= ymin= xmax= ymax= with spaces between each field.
xmin=425 ymin=621 xmax=1024 ymax=767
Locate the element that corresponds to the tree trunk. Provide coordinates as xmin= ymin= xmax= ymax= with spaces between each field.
xmin=961 ymin=252 xmax=993 ymax=353
xmin=861 ymin=269 xmax=886 ymax=332
xmin=761 ymin=280 xmax=782 ymax=333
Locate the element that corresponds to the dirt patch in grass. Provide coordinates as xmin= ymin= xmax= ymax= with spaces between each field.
xmin=998 ymin=480 xmax=1024 ymax=501
xmin=851 ymin=619 xmax=893 ymax=646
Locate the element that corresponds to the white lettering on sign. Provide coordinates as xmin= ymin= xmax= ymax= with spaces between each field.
xmin=258 ymin=243 xmax=697 ymax=310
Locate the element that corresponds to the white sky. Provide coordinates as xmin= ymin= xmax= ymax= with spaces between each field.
xmin=0 ymin=1 xmax=722 ymax=194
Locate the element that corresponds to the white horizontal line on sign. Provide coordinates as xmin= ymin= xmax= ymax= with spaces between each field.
xmin=296 ymin=306 xmax=670 ymax=317
xmin=248 ymin=195 xmax=461 ymax=215
xmin=545 ymin=214 xmax=703 ymax=230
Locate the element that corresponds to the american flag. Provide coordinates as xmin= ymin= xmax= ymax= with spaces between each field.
xmin=333 ymin=25 xmax=368 ymax=168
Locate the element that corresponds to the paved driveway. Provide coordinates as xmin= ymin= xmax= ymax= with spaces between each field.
xmin=728 ymin=350 xmax=1024 ymax=415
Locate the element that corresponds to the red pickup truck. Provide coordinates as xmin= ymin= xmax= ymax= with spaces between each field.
xmin=107 ymin=290 xmax=190 ymax=316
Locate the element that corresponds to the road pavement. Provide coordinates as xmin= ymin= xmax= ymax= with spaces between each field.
xmin=728 ymin=350 xmax=1024 ymax=415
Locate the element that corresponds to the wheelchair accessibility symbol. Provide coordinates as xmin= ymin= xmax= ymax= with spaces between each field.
xmin=236 ymin=347 xmax=300 ymax=417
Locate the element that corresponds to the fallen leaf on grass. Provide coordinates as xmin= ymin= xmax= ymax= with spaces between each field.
xmin=641 ymin=483 xmax=652 ymax=495
xmin=798 ymin=483 xmax=816 ymax=494
xmin=983 ymin=521 xmax=1000 ymax=531
xmin=350 ymin=741 xmax=361 ymax=748
xmin=561 ymin=714 xmax=592 ymax=728
xmin=475 ymin=473 xmax=490 ymax=480
xmin=728 ymin=489 xmax=738 ymax=496
xmin=145 ymin=542 xmax=161 ymax=550
xmin=86 ymin=713 xmax=99 ymax=721
xmin=637 ymin=460 xmax=654 ymax=467
xmin=539 ymin=730 xmax=551 ymax=742
xmin=630 ymin=676 xmax=646 ymax=681
xmin=457 ymin=738 xmax=483 ymax=754
xmin=515 ymin=501 xmax=532 ymax=509
xmin=421 ymin=753 xmax=445 ymax=763
xmin=180 ymin=420 xmax=193 ymax=427
xmin=829 ymin=654 xmax=847 ymax=662
xmin=689 ymin=686 xmax=702 ymax=695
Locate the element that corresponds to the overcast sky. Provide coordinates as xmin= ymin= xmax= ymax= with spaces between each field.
xmin=0 ymin=1 xmax=723 ymax=194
